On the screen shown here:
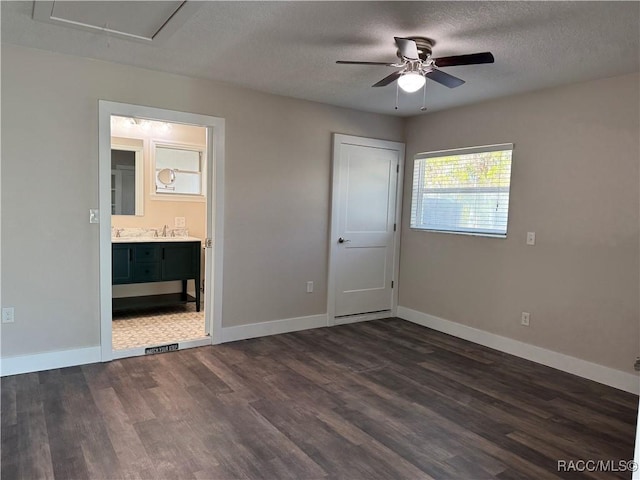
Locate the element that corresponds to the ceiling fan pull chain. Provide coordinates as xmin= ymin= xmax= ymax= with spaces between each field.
xmin=395 ymin=81 xmax=399 ymax=110
xmin=420 ymin=80 xmax=427 ymax=111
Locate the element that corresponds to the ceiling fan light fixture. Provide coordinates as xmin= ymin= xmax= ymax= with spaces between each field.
xmin=398 ymin=72 xmax=426 ymax=93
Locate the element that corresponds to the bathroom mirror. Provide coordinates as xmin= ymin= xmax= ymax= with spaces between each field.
xmin=111 ymin=142 xmax=144 ymax=216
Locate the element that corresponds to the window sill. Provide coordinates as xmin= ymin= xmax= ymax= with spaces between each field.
xmin=410 ymin=227 xmax=507 ymax=239
xmin=150 ymin=193 xmax=206 ymax=203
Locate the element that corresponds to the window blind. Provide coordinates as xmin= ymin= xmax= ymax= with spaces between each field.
xmin=410 ymin=143 xmax=513 ymax=237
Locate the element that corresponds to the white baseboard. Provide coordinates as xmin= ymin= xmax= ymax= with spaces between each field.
xmin=397 ymin=306 xmax=640 ymax=395
xmin=221 ymin=314 xmax=328 ymax=343
xmin=1 ymin=346 xmax=101 ymax=377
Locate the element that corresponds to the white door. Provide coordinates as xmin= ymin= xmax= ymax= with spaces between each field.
xmin=329 ymin=134 xmax=404 ymax=324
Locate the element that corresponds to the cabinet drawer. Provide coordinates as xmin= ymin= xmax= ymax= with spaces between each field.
xmin=133 ymin=263 xmax=161 ymax=282
xmin=134 ymin=245 xmax=161 ymax=262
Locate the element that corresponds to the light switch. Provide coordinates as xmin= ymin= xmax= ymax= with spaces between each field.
xmin=2 ymin=307 xmax=15 ymax=323
xmin=89 ymin=209 xmax=99 ymax=224
xmin=526 ymin=232 xmax=536 ymax=245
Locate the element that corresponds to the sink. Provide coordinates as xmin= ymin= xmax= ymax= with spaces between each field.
xmin=111 ymin=226 xmax=200 ymax=243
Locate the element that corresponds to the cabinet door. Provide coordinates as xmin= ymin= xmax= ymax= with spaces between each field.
xmin=112 ymin=245 xmax=133 ymax=284
xmin=162 ymin=243 xmax=197 ymax=281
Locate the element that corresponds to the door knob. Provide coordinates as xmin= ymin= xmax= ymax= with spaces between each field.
xmin=338 ymin=237 xmax=351 ymax=243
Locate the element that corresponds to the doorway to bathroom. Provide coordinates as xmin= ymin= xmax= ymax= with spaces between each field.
xmin=98 ymin=101 xmax=225 ymax=361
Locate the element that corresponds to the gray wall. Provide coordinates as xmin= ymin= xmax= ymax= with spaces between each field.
xmin=400 ymin=73 xmax=640 ymax=373
xmin=1 ymin=45 xmax=404 ymax=357
xmin=2 ymin=44 xmax=638 ymax=376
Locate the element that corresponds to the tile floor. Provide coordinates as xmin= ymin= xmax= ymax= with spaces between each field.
xmin=112 ymin=302 xmax=206 ymax=350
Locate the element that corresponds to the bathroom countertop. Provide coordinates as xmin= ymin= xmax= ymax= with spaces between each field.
xmin=111 ymin=236 xmax=202 ymax=243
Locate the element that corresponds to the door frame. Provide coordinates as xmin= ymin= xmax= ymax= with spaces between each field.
xmin=98 ymin=101 xmax=226 ymax=361
xmin=327 ymin=133 xmax=405 ymax=326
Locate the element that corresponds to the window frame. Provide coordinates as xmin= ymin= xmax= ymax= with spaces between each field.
xmin=150 ymin=139 xmax=206 ymax=202
xmin=410 ymin=143 xmax=514 ymax=238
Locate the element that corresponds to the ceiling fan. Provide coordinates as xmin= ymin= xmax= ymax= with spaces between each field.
xmin=337 ymin=37 xmax=494 ymax=93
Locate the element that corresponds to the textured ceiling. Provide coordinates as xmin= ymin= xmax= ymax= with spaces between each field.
xmin=2 ymin=1 xmax=639 ymax=116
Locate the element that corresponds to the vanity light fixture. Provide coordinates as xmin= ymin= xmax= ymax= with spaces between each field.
xmin=138 ymin=120 xmax=152 ymax=131
xmin=110 ymin=116 xmax=173 ymax=132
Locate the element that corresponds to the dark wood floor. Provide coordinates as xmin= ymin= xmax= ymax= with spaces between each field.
xmin=2 ymin=319 xmax=637 ymax=480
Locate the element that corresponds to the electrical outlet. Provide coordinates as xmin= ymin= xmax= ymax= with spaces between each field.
xmin=521 ymin=312 xmax=530 ymax=326
xmin=175 ymin=217 xmax=186 ymax=228
xmin=526 ymin=232 xmax=536 ymax=245
xmin=306 ymin=281 xmax=314 ymax=293
xmin=2 ymin=307 xmax=15 ymax=324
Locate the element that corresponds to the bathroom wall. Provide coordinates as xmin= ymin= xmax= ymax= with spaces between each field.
xmin=110 ymin=120 xmax=207 ymax=241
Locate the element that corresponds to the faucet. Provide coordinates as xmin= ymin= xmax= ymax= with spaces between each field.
xmin=115 ymin=228 xmax=123 ymax=238
xmin=162 ymin=225 xmax=168 ymax=237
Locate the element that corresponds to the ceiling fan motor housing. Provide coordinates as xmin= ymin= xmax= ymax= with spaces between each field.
xmin=399 ymin=37 xmax=435 ymax=61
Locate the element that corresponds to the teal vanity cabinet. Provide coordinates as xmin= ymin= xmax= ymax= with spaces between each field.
xmin=112 ymin=240 xmax=201 ymax=312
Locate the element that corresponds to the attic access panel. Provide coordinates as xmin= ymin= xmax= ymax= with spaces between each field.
xmin=32 ymin=1 xmax=198 ymax=43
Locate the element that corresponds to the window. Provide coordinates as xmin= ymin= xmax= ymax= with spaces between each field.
xmin=410 ymin=143 xmax=513 ymax=237
xmin=154 ymin=144 xmax=204 ymax=196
